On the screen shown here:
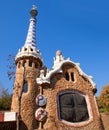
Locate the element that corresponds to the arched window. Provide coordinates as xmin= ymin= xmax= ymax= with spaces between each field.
xmin=35 ymin=63 xmax=39 ymax=68
xmin=35 ymin=63 xmax=37 ymax=68
xmin=65 ymin=72 xmax=75 ymax=82
xmin=24 ymin=48 xmax=27 ymax=51
xmin=58 ymin=92 xmax=89 ymax=123
xmin=22 ymin=61 xmax=26 ymax=67
xmin=18 ymin=62 xmax=21 ymax=68
xmin=31 ymin=48 xmax=33 ymax=51
xmin=29 ymin=61 xmax=32 ymax=67
xmin=23 ymin=81 xmax=28 ymax=93
xmin=65 ymin=72 xmax=69 ymax=81
xmin=71 ymin=72 xmax=74 ymax=82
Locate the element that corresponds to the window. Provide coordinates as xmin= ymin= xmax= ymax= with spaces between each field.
xmin=24 ymin=48 xmax=27 ymax=51
xmin=35 ymin=63 xmax=37 ymax=68
xmin=23 ymin=81 xmax=28 ymax=93
xmin=35 ymin=63 xmax=38 ymax=68
xmin=71 ymin=72 xmax=74 ymax=81
xmin=65 ymin=72 xmax=75 ymax=82
xmin=31 ymin=48 xmax=33 ymax=51
xmin=58 ymin=92 xmax=89 ymax=123
xmin=22 ymin=61 xmax=26 ymax=67
xmin=18 ymin=62 xmax=21 ymax=68
xmin=65 ymin=72 xmax=69 ymax=81
xmin=29 ymin=61 xmax=32 ymax=67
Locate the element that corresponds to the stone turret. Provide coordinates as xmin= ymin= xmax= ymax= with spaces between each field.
xmin=11 ymin=5 xmax=42 ymax=130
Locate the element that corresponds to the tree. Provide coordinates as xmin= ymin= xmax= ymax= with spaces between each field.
xmin=0 ymin=54 xmax=15 ymax=111
xmin=97 ymin=84 xmax=109 ymax=112
xmin=0 ymin=86 xmax=12 ymax=110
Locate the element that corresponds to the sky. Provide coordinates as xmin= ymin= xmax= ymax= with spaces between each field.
xmin=0 ymin=0 xmax=109 ymax=96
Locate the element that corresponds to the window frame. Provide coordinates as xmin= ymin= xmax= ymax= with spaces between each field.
xmin=57 ymin=90 xmax=93 ymax=127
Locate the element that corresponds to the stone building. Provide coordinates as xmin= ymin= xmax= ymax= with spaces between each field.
xmin=11 ymin=5 xmax=104 ymax=130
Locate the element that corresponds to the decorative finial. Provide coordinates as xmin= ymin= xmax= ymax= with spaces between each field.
xmin=56 ymin=50 xmax=62 ymax=56
xmin=30 ymin=5 xmax=38 ymax=17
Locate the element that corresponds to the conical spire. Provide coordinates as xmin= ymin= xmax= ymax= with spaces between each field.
xmin=15 ymin=5 xmax=42 ymax=64
xmin=25 ymin=5 xmax=38 ymax=47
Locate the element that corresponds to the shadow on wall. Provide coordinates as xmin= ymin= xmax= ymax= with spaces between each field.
xmin=0 ymin=120 xmax=28 ymax=130
xmin=0 ymin=121 xmax=16 ymax=130
xmin=19 ymin=120 xmax=28 ymax=130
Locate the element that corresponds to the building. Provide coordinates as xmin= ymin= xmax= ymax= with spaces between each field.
xmin=11 ymin=5 xmax=104 ymax=130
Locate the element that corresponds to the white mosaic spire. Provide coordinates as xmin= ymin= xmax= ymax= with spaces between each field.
xmin=15 ymin=5 xmax=42 ymax=63
xmin=24 ymin=5 xmax=37 ymax=47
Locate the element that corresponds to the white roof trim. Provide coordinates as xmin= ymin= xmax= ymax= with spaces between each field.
xmin=37 ymin=58 xmax=96 ymax=89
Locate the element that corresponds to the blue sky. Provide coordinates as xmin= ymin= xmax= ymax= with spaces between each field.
xmin=0 ymin=0 xmax=109 ymax=96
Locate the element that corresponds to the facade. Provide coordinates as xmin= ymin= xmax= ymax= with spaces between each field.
xmin=11 ymin=5 xmax=104 ymax=130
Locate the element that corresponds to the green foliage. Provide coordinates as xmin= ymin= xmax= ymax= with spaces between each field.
xmin=97 ymin=84 xmax=109 ymax=113
xmin=0 ymin=87 xmax=12 ymax=111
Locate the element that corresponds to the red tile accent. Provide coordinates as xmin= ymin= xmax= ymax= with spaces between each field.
xmin=0 ymin=113 xmax=4 ymax=122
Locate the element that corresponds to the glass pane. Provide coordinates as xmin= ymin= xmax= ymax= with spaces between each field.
xmin=59 ymin=92 xmax=89 ymax=123
xmin=29 ymin=61 xmax=32 ymax=67
xmin=65 ymin=73 xmax=69 ymax=81
xmin=23 ymin=82 xmax=28 ymax=93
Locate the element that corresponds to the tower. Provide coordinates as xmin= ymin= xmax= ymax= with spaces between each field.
xmin=11 ymin=5 xmax=42 ymax=130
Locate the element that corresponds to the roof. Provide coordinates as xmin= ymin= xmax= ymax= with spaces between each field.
xmin=37 ymin=50 xmax=96 ymax=89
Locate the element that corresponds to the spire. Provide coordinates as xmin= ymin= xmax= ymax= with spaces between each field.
xmin=15 ymin=5 xmax=42 ymax=64
xmin=25 ymin=5 xmax=38 ymax=47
